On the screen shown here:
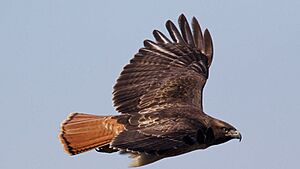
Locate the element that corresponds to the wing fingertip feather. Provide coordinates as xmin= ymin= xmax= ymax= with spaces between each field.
xmin=204 ymin=29 xmax=213 ymax=66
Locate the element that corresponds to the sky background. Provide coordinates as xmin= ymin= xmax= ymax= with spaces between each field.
xmin=1 ymin=0 xmax=300 ymax=169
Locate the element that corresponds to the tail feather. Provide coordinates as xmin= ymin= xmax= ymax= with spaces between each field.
xmin=59 ymin=112 xmax=124 ymax=155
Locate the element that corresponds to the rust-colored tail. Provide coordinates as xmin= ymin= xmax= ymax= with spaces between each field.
xmin=59 ymin=113 xmax=124 ymax=155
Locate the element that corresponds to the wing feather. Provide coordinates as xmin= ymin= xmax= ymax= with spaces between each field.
xmin=192 ymin=17 xmax=204 ymax=52
xmin=113 ymin=14 xmax=214 ymax=114
xmin=204 ymin=29 xmax=214 ymax=66
xmin=166 ymin=20 xmax=185 ymax=44
xmin=153 ymin=30 xmax=172 ymax=44
xmin=178 ymin=14 xmax=195 ymax=47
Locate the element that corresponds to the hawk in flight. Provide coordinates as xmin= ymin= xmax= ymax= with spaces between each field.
xmin=59 ymin=14 xmax=241 ymax=167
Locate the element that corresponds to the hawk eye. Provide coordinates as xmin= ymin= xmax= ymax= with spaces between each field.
xmin=222 ymin=127 xmax=229 ymax=133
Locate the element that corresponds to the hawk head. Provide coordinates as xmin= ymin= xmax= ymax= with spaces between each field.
xmin=207 ymin=118 xmax=242 ymax=145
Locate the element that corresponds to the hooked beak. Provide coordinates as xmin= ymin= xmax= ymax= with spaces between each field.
xmin=226 ymin=130 xmax=242 ymax=142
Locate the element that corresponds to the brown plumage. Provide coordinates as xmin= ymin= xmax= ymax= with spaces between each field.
xmin=59 ymin=14 xmax=242 ymax=167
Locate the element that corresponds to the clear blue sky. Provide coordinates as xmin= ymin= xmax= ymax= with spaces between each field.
xmin=1 ymin=0 xmax=299 ymax=169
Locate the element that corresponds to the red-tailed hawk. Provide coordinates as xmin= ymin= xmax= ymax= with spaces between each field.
xmin=59 ymin=14 xmax=241 ymax=167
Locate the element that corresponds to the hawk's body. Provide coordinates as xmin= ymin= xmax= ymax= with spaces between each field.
xmin=59 ymin=14 xmax=241 ymax=167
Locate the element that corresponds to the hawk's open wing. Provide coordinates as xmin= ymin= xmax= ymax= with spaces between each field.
xmin=113 ymin=14 xmax=213 ymax=114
